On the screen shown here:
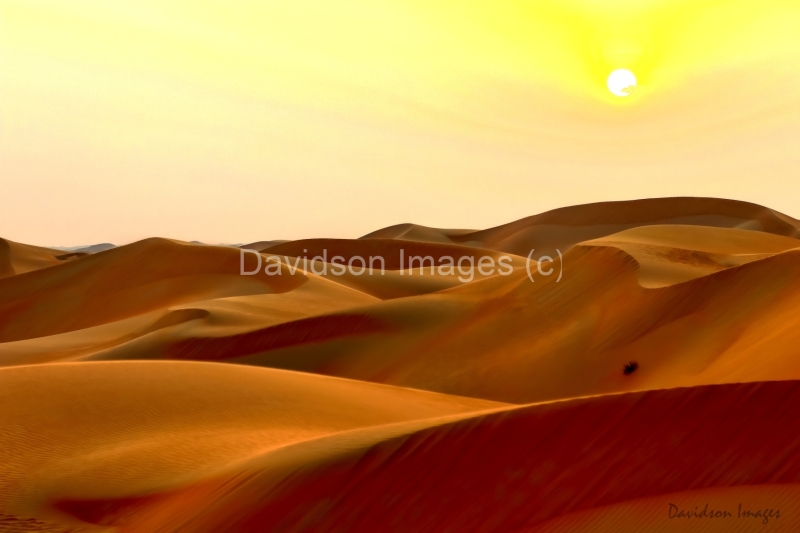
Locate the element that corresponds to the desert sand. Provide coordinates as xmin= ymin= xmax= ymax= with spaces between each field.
xmin=3 ymin=197 xmax=800 ymax=532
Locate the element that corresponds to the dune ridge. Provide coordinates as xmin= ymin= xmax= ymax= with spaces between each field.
xmin=356 ymin=198 xmax=800 ymax=257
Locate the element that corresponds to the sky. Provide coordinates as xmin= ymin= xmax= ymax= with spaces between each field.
xmin=2 ymin=0 xmax=800 ymax=246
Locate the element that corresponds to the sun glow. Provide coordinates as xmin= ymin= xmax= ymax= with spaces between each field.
xmin=2 ymin=0 xmax=800 ymax=244
xmin=607 ymin=69 xmax=637 ymax=96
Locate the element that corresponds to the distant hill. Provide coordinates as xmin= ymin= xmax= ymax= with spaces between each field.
xmin=52 ymin=243 xmax=116 ymax=253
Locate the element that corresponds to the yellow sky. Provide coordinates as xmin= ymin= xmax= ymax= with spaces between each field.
xmin=2 ymin=0 xmax=800 ymax=245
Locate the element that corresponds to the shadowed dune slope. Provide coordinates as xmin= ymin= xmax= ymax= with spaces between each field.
xmin=52 ymin=380 xmax=800 ymax=533
xmin=0 ymin=361 xmax=505 ymax=528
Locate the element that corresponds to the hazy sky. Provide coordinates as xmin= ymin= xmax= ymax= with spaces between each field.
xmin=2 ymin=0 xmax=800 ymax=246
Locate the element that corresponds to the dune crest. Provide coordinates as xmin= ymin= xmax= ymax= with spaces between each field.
xmin=356 ymin=198 xmax=800 ymax=254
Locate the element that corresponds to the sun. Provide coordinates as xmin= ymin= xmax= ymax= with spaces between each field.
xmin=607 ymin=69 xmax=637 ymax=97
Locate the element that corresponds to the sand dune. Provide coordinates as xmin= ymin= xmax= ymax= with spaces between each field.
xmin=3 ymin=197 xmax=800 ymax=530
xmin=70 ymin=238 xmax=800 ymax=404
xmin=473 ymin=197 xmax=800 ymax=256
xmin=360 ymin=197 xmax=800 ymax=257
xmin=0 ymin=238 xmax=85 ymax=278
xmin=266 ymin=244 xmax=800 ymax=403
xmin=43 ymin=380 xmax=800 ymax=533
xmin=581 ymin=224 xmax=800 ymax=287
xmin=0 ymin=237 xmax=307 ymax=344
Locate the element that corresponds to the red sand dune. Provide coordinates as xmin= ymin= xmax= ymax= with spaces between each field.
xmin=2 ymin=197 xmax=800 ymax=531
xmin=51 ymin=380 xmax=800 ymax=533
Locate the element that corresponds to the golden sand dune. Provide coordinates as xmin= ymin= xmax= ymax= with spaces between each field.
xmin=4 ymin=202 xmax=800 ymax=400
xmin=0 ymin=238 xmax=307 ymax=344
xmin=0 ymin=266 xmax=377 ymax=366
xmin=3 ymin=198 xmax=800 ymax=531
xmin=581 ymin=224 xmax=800 ymax=287
xmin=256 ymin=244 xmax=800 ymax=404
xmin=65 ymin=235 xmax=798 ymax=405
xmin=0 ymin=253 xmax=490 ymax=366
xmin=0 ymin=238 xmax=84 ymax=279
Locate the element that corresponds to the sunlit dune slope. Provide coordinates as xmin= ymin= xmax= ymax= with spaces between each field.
xmin=0 ymin=361 xmax=504 ymax=528
xmin=0 ymin=238 xmax=307 ymax=343
xmin=0 ymin=238 xmax=85 ymax=278
xmin=581 ymin=224 xmax=800 ymax=287
xmin=53 ymin=380 xmax=800 ymax=533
